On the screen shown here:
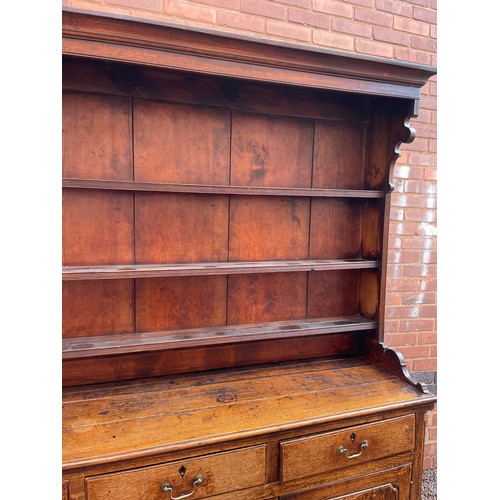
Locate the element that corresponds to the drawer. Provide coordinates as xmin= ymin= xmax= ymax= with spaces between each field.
xmin=85 ymin=445 xmax=266 ymax=499
xmin=280 ymin=415 xmax=414 ymax=483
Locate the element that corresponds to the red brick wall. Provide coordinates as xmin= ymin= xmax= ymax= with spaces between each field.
xmin=63 ymin=0 xmax=438 ymax=468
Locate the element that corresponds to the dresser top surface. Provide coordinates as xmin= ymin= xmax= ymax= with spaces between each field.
xmin=62 ymin=356 xmax=435 ymax=470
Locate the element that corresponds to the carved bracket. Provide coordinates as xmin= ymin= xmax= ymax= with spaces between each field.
xmin=363 ymin=338 xmax=430 ymax=394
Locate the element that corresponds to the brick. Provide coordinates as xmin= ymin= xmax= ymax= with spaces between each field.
xmin=390 ymin=221 xmax=421 ymax=236
xmin=404 ymin=137 xmax=428 ymax=152
xmin=424 ymin=168 xmax=437 ymax=181
xmin=418 ymin=331 xmax=437 ymax=345
xmin=394 ymin=47 xmax=432 ymax=65
xmin=401 ymin=264 xmax=436 ymax=278
xmin=70 ymin=1 xmax=132 ymax=14
xmin=428 ymin=138 xmax=437 ymax=152
xmin=391 ymin=194 xmax=425 ymax=208
xmin=313 ymin=0 xmax=353 ymax=18
xmin=402 ymin=291 xmax=436 ymax=304
xmin=400 ymin=319 xmax=434 ymax=332
xmin=241 ymin=0 xmax=287 ymax=20
xmin=384 ymin=319 xmax=401 ymax=332
xmin=385 ymin=305 xmax=420 ymax=319
xmin=354 ymin=7 xmax=392 ymax=27
xmin=373 ymin=26 xmax=411 ymax=46
xmin=407 ymin=0 xmax=430 ymax=5
xmin=355 ymin=38 xmax=393 ymax=58
xmin=401 ymin=236 xmax=436 ymax=250
xmin=385 ymin=333 xmax=418 ymax=346
xmin=408 ymin=152 xmax=435 ymax=166
xmin=386 ymin=293 xmax=402 ymax=306
xmin=386 ymin=278 xmax=421 ymax=292
xmin=196 ymin=0 xmax=239 ymax=9
xmin=275 ymin=0 xmax=311 ymax=8
xmin=267 ymin=19 xmax=312 ymax=41
xmin=313 ymin=30 xmax=355 ymax=51
xmin=423 ymin=456 xmax=433 ymax=469
xmin=412 ymin=6 xmax=437 ymax=24
xmin=420 ymin=304 xmax=437 ymax=317
xmin=425 ymin=196 xmax=437 ymax=209
xmin=404 ymin=180 xmax=436 ymax=194
xmin=388 ymin=235 xmax=402 ymax=249
xmin=331 ymin=18 xmax=372 ymax=37
xmin=395 ymin=165 xmax=424 ymax=180
xmin=397 ymin=345 xmax=430 ymax=360
xmin=218 ymin=11 xmax=266 ymax=33
xmin=411 ymin=35 xmax=437 ymax=52
xmin=164 ymin=1 xmax=216 ymax=24
xmin=427 ymin=426 xmax=437 ymax=441
xmin=414 ymin=358 xmax=437 ymax=371
xmin=420 ymin=278 xmax=436 ymax=292
xmin=390 ymin=207 xmax=404 ymax=221
xmin=394 ymin=16 xmax=429 ymax=36
xmin=388 ymin=250 xmax=423 ymax=264
xmin=289 ymin=7 xmax=330 ymax=29
xmin=412 ymin=108 xmax=432 ymax=125
xmin=430 ymin=24 xmax=437 ymax=39
xmin=107 ymin=0 xmax=162 ymax=10
xmin=404 ymin=208 xmax=436 ymax=222
xmin=429 ymin=81 xmax=437 ymax=96
xmin=376 ymin=0 xmax=412 ymax=17
xmin=345 ymin=0 xmax=374 ymax=6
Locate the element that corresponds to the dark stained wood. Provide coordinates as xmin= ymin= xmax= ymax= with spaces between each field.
xmin=134 ymin=192 xmax=229 ymax=263
xmin=62 ymin=189 xmax=133 ymax=266
xmin=231 ymin=111 xmax=313 ymax=188
xmin=307 ymin=270 xmax=360 ymax=318
xmin=61 ymin=12 xmax=436 ymax=500
xmin=227 ymin=273 xmax=307 ymax=324
xmin=62 ymin=259 xmax=380 ymax=281
xmin=62 ymin=92 xmax=132 ymax=180
xmin=134 ymin=99 xmax=230 ymax=185
xmin=63 ymin=177 xmax=385 ymax=198
xmin=135 ymin=276 xmax=227 ymax=332
xmin=62 ymin=280 xmax=134 ymax=338
xmin=309 ymin=199 xmax=363 ymax=259
xmin=62 ymin=334 xmax=362 ymax=386
xmin=63 ymin=316 xmax=376 ymax=359
xmin=313 ymin=120 xmax=366 ymax=190
xmin=229 ymin=196 xmax=310 ymax=260
xmin=62 ymin=9 xmax=436 ymax=99
xmin=62 ymin=58 xmax=369 ymax=123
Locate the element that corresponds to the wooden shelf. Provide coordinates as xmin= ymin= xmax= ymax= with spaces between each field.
xmin=63 ymin=259 xmax=380 ymax=281
xmin=62 ymin=178 xmax=386 ymax=199
xmin=62 ymin=315 xmax=377 ymax=360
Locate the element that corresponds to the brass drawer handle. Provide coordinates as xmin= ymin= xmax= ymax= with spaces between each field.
xmin=160 ymin=474 xmax=204 ymax=500
xmin=337 ymin=439 xmax=369 ymax=459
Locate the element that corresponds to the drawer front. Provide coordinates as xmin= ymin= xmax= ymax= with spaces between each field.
xmin=280 ymin=415 xmax=414 ymax=482
xmin=280 ymin=463 xmax=412 ymax=499
xmin=86 ymin=445 xmax=266 ymax=499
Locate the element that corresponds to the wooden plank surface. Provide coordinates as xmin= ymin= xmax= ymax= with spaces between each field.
xmin=62 ymin=315 xmax=376 ymax=359
xmin=62 ymin=357 xmax=435 ymax=469
xmin=62 ymin=178 xmax=385 ymax=198
xmin=62 ymin=259 xmax=380 ymax=281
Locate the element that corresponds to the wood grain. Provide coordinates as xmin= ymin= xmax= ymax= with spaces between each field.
xmin=308 ymin=270 xmax=360 ymax=318
xmin=134 ymin=99 xmax=230 ymax=185
xmin=229 ymin=196 xmax=309 ymax=260
xmin=227 ymin=273 xmax=307 ymax=324
xmin=313 ymin=120 xmax=366 ymax=190
xmin=135 ymin=276 xmax=227 ymax=332
xmin=309 ymin=199 xmax=363 ymax=259
xmin=62 ymin=189 xmax=133 ymax=266
xmin=86 ymin=445 xmax=266 ymax=500
xmin=62 ymin=280 xmax=134 ymax=338
xmin=62 ymin=92 xmax=132 ymax=180
xmin=134 ymin=192 xmax=229 ymax=264
xmin=231 ymin=111 xmax=313 ymax=188
xmin=280 ymin=415 xmax=414 ymax=482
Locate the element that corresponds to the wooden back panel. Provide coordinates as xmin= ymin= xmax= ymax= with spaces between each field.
xmin=62 ymin=60 xmax=394 ymax=382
